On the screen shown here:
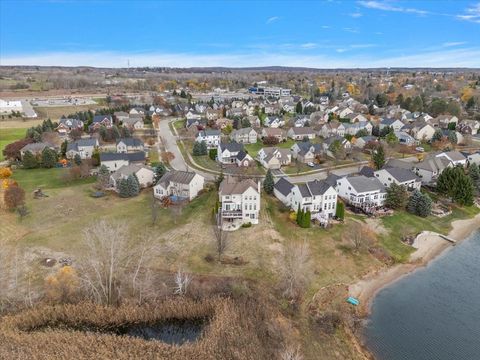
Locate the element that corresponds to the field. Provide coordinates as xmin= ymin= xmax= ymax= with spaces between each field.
xmin=0 ymin=128 xmax=26 ymax=161
xmin=244 ymin=138 xmax=295 ymax=158
xmin=33 ymin=104 xmax=104 ymax=120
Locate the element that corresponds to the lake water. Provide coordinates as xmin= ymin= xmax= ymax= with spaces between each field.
xmin=365 ymin=230 xmax=480 ymax=360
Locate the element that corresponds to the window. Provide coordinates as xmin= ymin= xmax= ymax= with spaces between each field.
xmin=324 ymin=203 xmax=327 ymax=210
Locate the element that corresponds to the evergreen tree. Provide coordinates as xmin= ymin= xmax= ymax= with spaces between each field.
xmin=385 ymin=183 xmax=408 ymax=209
xmin=453 ymin=175 xmax=474 ymax=206
xmin=303 ymin=210 xmax=311 ymax=228
xmin=118 ymin=178 xmax=130 ymax=198
xmin=296 ymin=101 xmax=303 ymax=114
xmin=73 ymin=153 xmax=82 ymax=166
xmin=335 ymin=202 xmax=345 ymax=220
xmin=407 ymin=190 xmax=432 ymax=217
xmin=22 ymin=150 xmax=38 ymax=169
xmin=153 ymin=163 xmax=167 ymax=183
xmin=61 ymin=140 xmax=68 ymax=157
xmin=263 ymin=170 xmax=274 ymax=195
xmin=447 ymin=131 xmax=457 ymax=144
xmin=431 ymin=128 xmax=444 ymax=143
xmin=296 ymin=204 xmax=303 ymax=226
xmin=41 ymin=148 xmax=57 ymax=168
xmin=200 ymin=140 xmax=208 ymax=155
xmin=372 ymin=145 xmax=385 ymax=170
xmin=192 ymin=141 xmax=207 ymax=156
xmin=468 ymin=163 xmax=480 ymax=193
xmin=437 ymin=166 xmax=474 ymax=205
xmin=97 ymin=165 xmax=110 ymax=190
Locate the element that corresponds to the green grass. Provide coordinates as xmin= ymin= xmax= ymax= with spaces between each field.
xmin=380 ymin=206 xmax=480 ymax=262
xmin=0 ymin=128 xmax=26 ymax=161
xmin=11 ymin=168 xmax=96 ymax=193
xmin=173 ymin=119 xmax=185 ymax=130
xmin=148 ymin=147 xmax=159 ymax=164
xmin=244 ymin=139 xmax=295 ymax=158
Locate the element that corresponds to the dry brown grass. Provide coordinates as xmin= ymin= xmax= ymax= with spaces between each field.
xmin=0 ymin=294 xmax=284 ymax=360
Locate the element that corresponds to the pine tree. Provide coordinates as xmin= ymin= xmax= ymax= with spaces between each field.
xmin=431 ymin=129 xmax=444 ymax=142
xmin=303 ymin=210 xmax=311 ymax=228
xmin=74 ymin=153 xmax=82 ymax=166
xmin=372 ymin=145 xmax=385 ymax=170
xmin=153 ymin=163 xmax=167 ymax=183
xmin=118 ymin=178 xmax=130 ymax=198
xmin=97 ymin=165 xmax=110 ymax=190
xmin=61 ymin=140 xmax=68 ymax=157
xmin=200 ymin=140 xmax=208 ymax=155
xmin=127 ymin=174 xmax=140 ymax=197
xmin=437 ymin=166 xmax=474 ymax=205
xmin=453 ymin=175 xmax=474 ymax=206
xmin=192 ymin=141 xmax=202 ymax=156
xmin=335 ymin=202 xmax=345 ymax=220
xmin=385 ymin=183 xmax=408 ymax=209
xmin=296 ymin=204 xmax=303 ymax=226
xmin=407 ymin=190 xmax=432 ymax=217
xmin=296 ymin=101 xmax=303 ymax=114
xmin=263 ymin=170 xmax=274 ymax=195
xmin=41 ymin=148 xmax=57 ymax=168
xmin=22 ymin=150 xmax=38 ymax=169
xmin=469 ymin=163 xmax=480 ymax=193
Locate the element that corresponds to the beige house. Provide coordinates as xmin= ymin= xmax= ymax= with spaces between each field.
xmin=153 ymin=170 xmax=204 ymax=201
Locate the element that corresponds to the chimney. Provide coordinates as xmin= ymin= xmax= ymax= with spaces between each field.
xmin=258 ymin=180 xmax=261 ymax=194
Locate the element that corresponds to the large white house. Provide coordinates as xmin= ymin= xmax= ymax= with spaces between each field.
xmin=99 ymin=152 xmax=145 ymax=172
xmin=435 ymin=151 xmax=467 ymax=167
xmin=230 ymin=127 xmax=258 ymax=144
xmin=218 ymin=177 xmax=261 ymax=229
xmin=116 ymin=138 xmax=144 ymax=153
xmin=153 ymin=170 xmax=204 ymax=201
xmin=289 ymin=179 xmax=337 ymax=218
xmin=196 ymin=129 xmax=221 ymax=149
xmin=0 ymin=99 xmax=23 ymax=114
xmin=374 ymin=167 xmax=421 ymax=190
xmin=336 ymin=175 xmax=387 ymax=209
xmin=257 ymin=147 xmax=291 ymax=169
xmin=217 ymin=142 xmax=244 ymax=164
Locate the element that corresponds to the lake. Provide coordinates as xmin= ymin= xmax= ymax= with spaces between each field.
xmin=365 ymin=230 xmax=480 ymax=360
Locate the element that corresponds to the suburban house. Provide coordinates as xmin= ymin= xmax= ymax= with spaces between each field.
xmin=273 ymin=177 xmax=295 ymax=206
xmin=218 ymin=177 xmax=261 ymax=229
xmin=196 ymin=129 xmax=221 ymax=149
xmin=412 ymin=122 xmax=435 ymax=141
xmin=122 ymin=115 xmax=144 ymax=130
xmin=56 ymin=118 xmax=84 ymax=135
xmin=345 ymin=113 xmax=368 ymax=123
xmin=290 ymin=179 xmax=338 ymax=218
xmin=100 ymin=152 xmax=146 ymax=172
xmin=336 ymin=175 xmax=387 ymax=209
xmin=435 ymin=115 xmax=459 ymax=129
xmin=335 ymin=106 xmax=354 ymax=118
xmin=435 ymin=150 xmax=467 ymax=167
xmin=395 ymin=131 xmax=417 ymax=146
xmin=66 ymin=138 xmax=98 ymax=159
xmin=264 ymin=116 xmax=284 ymax=128
xmin=185 ymin=110 xmax=202 ymax=120
xmin=354 ymin=136 xmax=378 ymax=149
xmin=129 ymin=107 xmax=145 ymax=115
xmin=116 ymin=138 xmax=145 ymax=153
xmin=110 ymin=164 xmax=154 ymax=190
xmin=287 ymin=127 xmax=316 ymax=141
xmin=186 ymin=118 xmax=206 ymax=129
xmin=467 ymin=152 xmax=480 ymax=165
xmin=205 ymin=108 xmax=221 ymax=121
xmin=323 ymin=136 xmax=352 ymax=152
xmin=458 ymin=120 xmax=480 ymax=135
xmin=261 ymin=128 xmax=285 ymax=142
xmin=153 ymin=170 xmax=205 ymax=201
xmin=236 ymin=151 xmax=254 ymax=167
xmin=319 ymin=122 xmax=346 ymax=138
xmin=113 ymin=111 xmax=130 ymax=123
xmin=217 ymin=142 xmax=244 ymax=164
xmin=291 ymin=141 xmax=323 ymax=163
xmin=379 ymin=118 xmax=404 ymax=132
xmin=20 ymin=142 xmax=57 ymax=158
xmin=343 ymin=121 xmax=373 ymax=136
xmin=89 ymin=115 xmax=113 ymax=131
xmin=257 ymin=147 xmax=291 ymax=169
xmin=230 ymin=127 xmax=258 ymax=144
xmin=412 ymin=156 xmax=452 ymax=184
xmin=374 ymin=167 xmax=421 ymax=190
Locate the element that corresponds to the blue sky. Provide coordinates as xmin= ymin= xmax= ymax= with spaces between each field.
xmin=1 ymin=0 xmax=479 ymax=68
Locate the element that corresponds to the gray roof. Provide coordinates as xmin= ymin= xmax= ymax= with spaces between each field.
xmin=383 ymin=167 xmax=419 ymax=183
xmin=219 ymin=142 xmax=244 ymax=153
xmin=21 ymin=142 xmax=54 ymax=153
xmin=66 ymin=139 xmax=96 ymax=153
xmin=219 ymin=177 xmax=258 ymax=195
xmin=232 ymin=127 xmax=255 ymax=136
xmin=111 ymin=164 xmax=150 ymax=181
xmin=439 ymin=151 xmax=466 ymax=162
xmin=290 ymin=127 xmax=315 ymax=135
xmin=297 ymin=184 xmax=311 ymax=198
xmin=306 ymin=179 xmax=332 ymax=196
xmin=198 ymin=129 xmax=221 ymax=137
xmin=346 ymin=175 xmax=385 ymax=193
xmin=325 ymin=174 xmax=341 ymax=187
xmin=415 ymin=156 xmax=451 ymax=172
xmin=359 ymin=166 xmax=375 ymax=178
xmin=117 ymin=138 xmax=144 ymax=147
xmin=100 ymin=151 xmax=145 ymax=162
xmin=58 ymin=118 xmax=82 ymax=127
xmin=157 ymin=170 xmax=197 ymax=187
xmin=274 ymin=177 xmax=294 ymax=197
xmin=93 ymin=114 xmax=112 ymax=123
xmin=385 ymin=159 xmax=413 ymax=170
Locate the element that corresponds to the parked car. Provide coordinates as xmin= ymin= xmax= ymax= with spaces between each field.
xmin=415 ymin=147 xmax=425 ymax=152
xmin=307 ymin=162 xmax=315 ymax=167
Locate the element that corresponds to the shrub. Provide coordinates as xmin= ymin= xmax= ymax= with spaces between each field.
xmin=241 ymin=222 xmax=252 ymax=228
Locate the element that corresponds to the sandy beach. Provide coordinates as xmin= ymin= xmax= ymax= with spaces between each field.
xmin=349 ymin=212 xmax=480 ymax=316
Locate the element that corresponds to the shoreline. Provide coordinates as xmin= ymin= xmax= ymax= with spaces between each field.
xmin=349 ymin=212 xmax=480 ymax=317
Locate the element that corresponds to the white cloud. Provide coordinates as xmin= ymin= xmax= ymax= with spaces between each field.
xmin=349 ymin=12 xmax=363 ymax=18
xmin=358 ymin=1 xmax=429 ymax=15
xmin=343 ymin=27 xmax=359 ymax=33
xmin=442 ymin=41 xmax=467 ymax=47
xmin=300 ymin=43 xmax=317 ymax=49
xmin=266 ymin=16 xmax=280 ymax=24
xmin=321 ymin=25 xmax=331 ymax=29
xmin=457 ymin=2 xmax=480 ymax=23
xmin=1 ymin=48 xmax=479 ymax=68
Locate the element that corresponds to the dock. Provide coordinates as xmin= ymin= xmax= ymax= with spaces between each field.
xmin=438 ymin=234 xmax=457 ymax=244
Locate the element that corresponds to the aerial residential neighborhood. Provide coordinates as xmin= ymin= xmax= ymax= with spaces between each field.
xmin=1 ymin=1 xmax=480 ymax=359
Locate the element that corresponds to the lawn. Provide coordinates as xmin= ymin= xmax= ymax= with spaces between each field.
xmin=244 ymin=139 xmax=295 ymax=158
xmin=173 ymin=119 xmax=185 ymax=130
xmin=33 ymin=104 xmax=104 ymax=120
xmin=380 ymin=205 xmax=480 ymax=262
xmin=11 ymin=168 xmax=96 ymax=193
xmin=0 ymin=128 xmax=26 ymax=161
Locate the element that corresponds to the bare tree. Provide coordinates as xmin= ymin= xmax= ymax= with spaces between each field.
xmin=279 ymin=241 xmax=311 ymax=300
xmin=345 ymin=222 xmax=375 ymax=252
xmin=213 ymin=216 xmax=229 ymax=261
xmin=150 ymin=193 xmax=160 ymax=226
xmin=78 ymin=220 xmax=157 ymax=305
xmin=173 ymin=269 xmax=191 ymax=296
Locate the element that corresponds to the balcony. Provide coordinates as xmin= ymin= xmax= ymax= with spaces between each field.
xmin=221 ymin=210 xmax=243 ymax=218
